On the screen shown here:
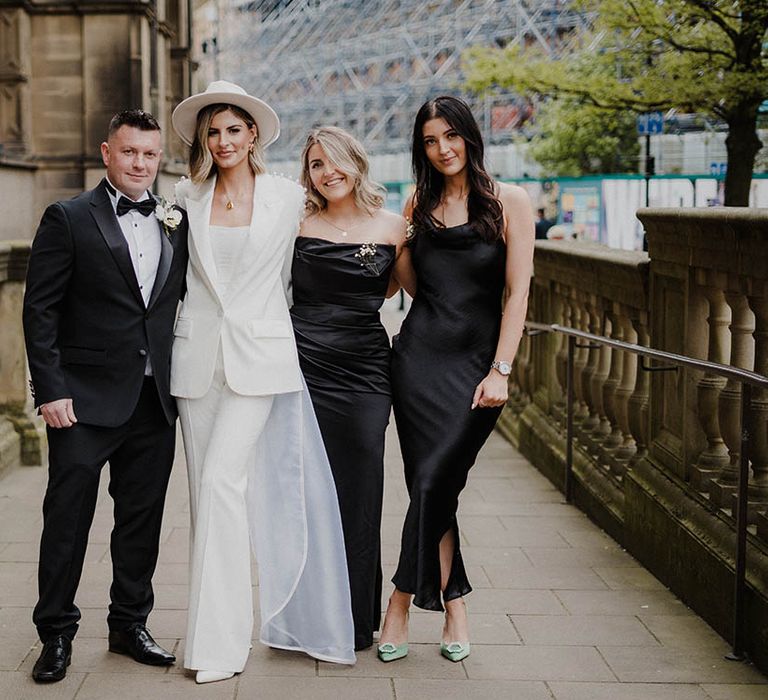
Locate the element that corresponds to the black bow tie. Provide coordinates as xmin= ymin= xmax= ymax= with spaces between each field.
xmin=116 ymin=196 xmax=156 ymax=218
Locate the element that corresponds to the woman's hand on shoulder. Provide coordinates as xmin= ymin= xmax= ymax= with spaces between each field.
xmin=388 ymin=214 xmax=416 ymax=298
xmin=402 ymin=193 xmax=415 ymax=221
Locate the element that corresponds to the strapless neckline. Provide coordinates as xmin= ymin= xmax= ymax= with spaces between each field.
xmin=297 ymin=235 xmax=396 ymax=248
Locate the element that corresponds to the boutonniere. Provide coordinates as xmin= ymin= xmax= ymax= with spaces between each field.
xmin=354 ymin=242 xmax=380 ymax=276
xmin=155 ymin=197 xmax=182 ymax=237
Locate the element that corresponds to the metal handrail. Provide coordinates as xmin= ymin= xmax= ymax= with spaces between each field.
xmin=522 ymin=320 xmax=768 ymax=663
xmin=526 ymin=321 xmax=768 ymax=389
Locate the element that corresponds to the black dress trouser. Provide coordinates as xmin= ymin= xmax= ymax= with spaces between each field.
xmin=33 ymin=378 xmax=176 ymax=643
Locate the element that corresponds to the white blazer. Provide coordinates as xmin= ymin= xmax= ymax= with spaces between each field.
xmin=171 ymin=172 xmax=305 ymax=398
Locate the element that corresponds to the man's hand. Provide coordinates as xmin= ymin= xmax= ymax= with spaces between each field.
xmin=40 ymin=399 xmax=77 ymax=428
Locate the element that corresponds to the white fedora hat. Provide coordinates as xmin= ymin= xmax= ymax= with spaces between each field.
xmin=171 ymin=80 xmax=280 ymax=148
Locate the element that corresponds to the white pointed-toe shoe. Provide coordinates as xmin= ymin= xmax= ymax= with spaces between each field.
xmin=195 ymin=670 xmax=235 ymax=684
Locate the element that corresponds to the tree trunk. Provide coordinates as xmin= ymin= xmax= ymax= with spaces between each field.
xmin=724 ymin=104 xmax=762 ymax=206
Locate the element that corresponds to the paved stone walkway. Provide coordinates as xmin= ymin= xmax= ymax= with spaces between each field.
xmin=2 ymin=306 xmax=767 ymax=699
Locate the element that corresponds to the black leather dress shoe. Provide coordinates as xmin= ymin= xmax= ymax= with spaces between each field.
xmin=32 ymin=635 xmax=72 ymax=683
xmin=108 ymin=624 xmax=175 ymax=665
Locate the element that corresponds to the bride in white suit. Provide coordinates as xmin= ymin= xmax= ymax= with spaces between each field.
xmin=170 ymin=81 xmax=355 ymax=684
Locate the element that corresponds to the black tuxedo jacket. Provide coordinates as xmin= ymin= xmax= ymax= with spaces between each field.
xmin=23 ymin=179 xmax=188 ymax=427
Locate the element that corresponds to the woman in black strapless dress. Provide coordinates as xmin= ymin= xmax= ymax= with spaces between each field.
xmin=291 ymin=126 xmax=411 ymax=651
xmin=378 ymin=96 xmax=535 ymax=663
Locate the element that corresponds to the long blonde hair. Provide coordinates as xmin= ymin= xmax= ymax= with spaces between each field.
xmin=189 ymin=104 xmax=266 ymax=184
xmin=300 ymin=126 xmax=385 ymax=216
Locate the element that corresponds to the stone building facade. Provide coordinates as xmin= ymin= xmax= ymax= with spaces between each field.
xmin=0 ymin=0 xmax=193 ymax=243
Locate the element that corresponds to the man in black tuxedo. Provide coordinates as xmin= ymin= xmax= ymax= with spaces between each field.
xmin=23 ymin=110 xmax=188 ymax=683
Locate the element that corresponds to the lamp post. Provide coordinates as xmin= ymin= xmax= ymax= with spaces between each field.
xmin=637 ymin=111 xmax=662 ymax=207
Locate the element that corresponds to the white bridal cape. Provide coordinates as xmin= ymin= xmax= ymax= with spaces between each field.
xmin=247 ymin=378 xmax=356 ymax=664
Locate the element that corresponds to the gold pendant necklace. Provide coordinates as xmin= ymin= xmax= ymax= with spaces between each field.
xmin=321 ymin=213 xmax=364 ymax=239
xmin=220 ymin=185 xmax=235 ymax=210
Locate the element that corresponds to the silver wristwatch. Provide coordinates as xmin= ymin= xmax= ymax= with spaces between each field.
xmin=491 ymin=360 xmax=512 ymax=376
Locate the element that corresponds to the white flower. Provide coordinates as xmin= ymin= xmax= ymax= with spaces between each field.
xmin=165 ymin=208 xmax=183 ymax=228
xmin=354 ymin=242 xmax=380 ymax=276
xmin=154 ymin=198 xmax=182 ymax=236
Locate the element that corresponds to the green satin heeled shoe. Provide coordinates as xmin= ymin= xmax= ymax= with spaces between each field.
xmin=440 ymin=641 xmax=470 ymax=662
xmin=377 ymin=642 xmax=409 ymax=662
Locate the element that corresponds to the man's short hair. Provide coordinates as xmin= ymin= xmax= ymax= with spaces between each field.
xmin=108 ymin=109 xmax=161 ymax=137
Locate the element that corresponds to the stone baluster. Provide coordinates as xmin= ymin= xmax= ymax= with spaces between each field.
xmin=710 ymin=288 xmax=755 ymax=509
xmin=586 ymin=307 xmax=613 ymax=460
xmin=545 ymin=283 xmax=565 ymax=416
xmin=577 ymin=297 xmax=602 ymax=440
xmin=571 ymin=294 xmax=591 ymax=430
xmin=523 ymin=325 xmax=537 ymax=404
xmin=612 ymin=309 xmax=639 ymax=476
xmin=552 ymin=284 xmax=571 ymax=426
xmin=511 ymin=330 xmax=532 ymax=411
xmin=506 ymin=303 xmax=533 ymax=415
xmin=690 ymin=279 xmax=731 ymax=494
xmin=506 ymin=356 xmax=522 ymax=411
xmin=600 ymin=306 xmax=626 ymax=474
xmin=746 ymin=292 xmax=768 ymax=510
xmin=628 ymin=312 xmax=650 ymax=467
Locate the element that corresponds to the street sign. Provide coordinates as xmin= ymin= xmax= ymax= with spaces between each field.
xmin=710 ymin=162 xmax=727 ymax=177
xmin=637 ymin=111 xmax=664 ymax=135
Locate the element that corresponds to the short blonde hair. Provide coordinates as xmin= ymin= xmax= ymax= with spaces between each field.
xmin=189 ymin=104 xmax=266 ymax=184
xmin=300 ymin=126 xmax=385 ymax=216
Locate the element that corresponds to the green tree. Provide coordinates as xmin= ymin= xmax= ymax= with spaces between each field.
xmin=465 ymin=0 xmax=768 ymax=206
xmin=527 ymin=98 xmax=640 ymax=177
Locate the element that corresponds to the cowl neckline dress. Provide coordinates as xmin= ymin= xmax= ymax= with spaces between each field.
xmin=390 ymin=221 xmax=506 ymax=611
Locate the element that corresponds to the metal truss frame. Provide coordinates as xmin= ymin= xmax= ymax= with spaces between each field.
xmin=200 ymin=1 xmax=594 ymax=161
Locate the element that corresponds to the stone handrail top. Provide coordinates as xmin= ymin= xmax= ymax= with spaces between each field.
xmin=534 ymin=239 xmax=650 ymax=266
xmin=640 ymin=206 xmax=768 ymax=223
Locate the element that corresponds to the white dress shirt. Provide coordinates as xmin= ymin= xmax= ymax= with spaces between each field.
xmin=106 ymin=178 xmax=162 ymax=374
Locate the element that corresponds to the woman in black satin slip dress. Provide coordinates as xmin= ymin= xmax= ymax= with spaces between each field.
xmin=377 ymin=96 xmax=535 ymax=663
xmin=290 ymin=126 xmax=411 ymax=650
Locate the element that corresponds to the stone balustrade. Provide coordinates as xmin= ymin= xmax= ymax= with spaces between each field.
xmin=0 ymin=241 xmax=43 ymax=475
xmin=639 ymin=209 xmax=768 ymax=528
xmin=501 ymin=241 xmax=650 ymax=532
xmin=498 ymin=209 xmax=768 ymax=673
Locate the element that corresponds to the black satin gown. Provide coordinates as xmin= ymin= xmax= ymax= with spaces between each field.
xmin=391 ymin=222 xmax=506 ymax=611
xmin=290 ymin=235 xmax=396 ymax=650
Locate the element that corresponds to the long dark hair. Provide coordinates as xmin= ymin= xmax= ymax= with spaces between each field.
xmin=411 ymin=96 xmax=503 ymax=243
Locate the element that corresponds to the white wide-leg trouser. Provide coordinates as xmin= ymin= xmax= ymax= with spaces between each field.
xmin=178 ymin=358 xmax=274 ymax=673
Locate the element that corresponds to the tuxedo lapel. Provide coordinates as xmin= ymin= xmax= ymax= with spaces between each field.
xmin=89 ymin=181 xmax=145 ymax=307
xmin=147 ymin=216 xmax=174 ymax=310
